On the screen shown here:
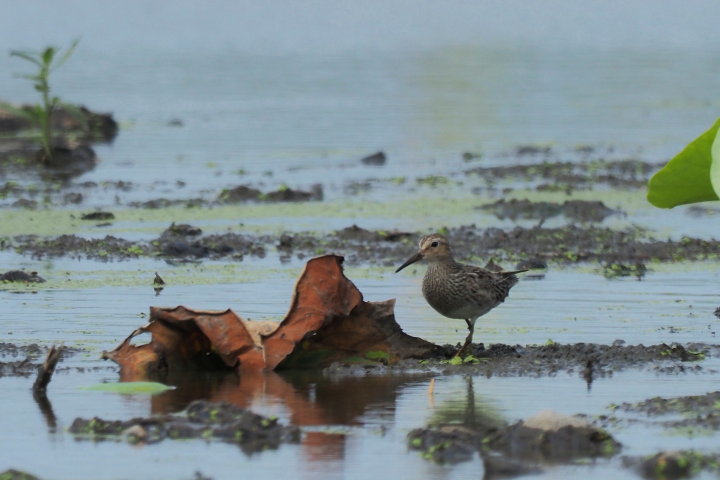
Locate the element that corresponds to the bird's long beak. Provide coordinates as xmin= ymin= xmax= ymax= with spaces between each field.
xmin=395 ymin=251 xmax=423 ymax=273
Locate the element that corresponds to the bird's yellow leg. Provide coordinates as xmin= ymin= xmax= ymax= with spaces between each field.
xmin=454 ymin=318 xmax=476 ymax=358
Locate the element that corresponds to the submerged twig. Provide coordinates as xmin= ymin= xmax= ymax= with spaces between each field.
xmin=32 ymin=345 xmax=62 ymax=431
xmin=32 ymin=345 xmax=62 ymax=394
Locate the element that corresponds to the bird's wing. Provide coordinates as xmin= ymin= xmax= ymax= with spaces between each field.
xmin=465 ymin=266 xmax=521 ymax=303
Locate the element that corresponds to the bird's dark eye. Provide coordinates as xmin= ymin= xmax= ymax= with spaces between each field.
xmin=431 ymin=241 xmax=439 ymax=248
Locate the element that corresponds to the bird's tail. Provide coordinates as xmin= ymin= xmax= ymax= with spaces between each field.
xmin=501 ymin=269 xmax=529 ymax=277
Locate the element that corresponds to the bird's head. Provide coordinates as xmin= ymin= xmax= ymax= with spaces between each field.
xmin=395 ymin=233 xmax=452 ymax=273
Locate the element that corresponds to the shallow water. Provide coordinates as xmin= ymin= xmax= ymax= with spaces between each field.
xmin=2 ymin=1 xmax=720 ymax=479
xmin=2 ymin=351 xmax=719 ymax=479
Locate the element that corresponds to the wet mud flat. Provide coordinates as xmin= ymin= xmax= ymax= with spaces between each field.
xmin=2 ymin=222 xmax=719 ymax=272
xmin=374 ymin=341 xmax=716 ymax=378
xmin=4 ymin=340 xmax=720 ymax=480
xmin=0 ymin=148 xmax=717 ymax=272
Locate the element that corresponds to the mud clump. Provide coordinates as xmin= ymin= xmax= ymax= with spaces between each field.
xmin=11 ymin=234 xmax=146 ymax=261
xmin=0 ymin=103 xmax=118 ymax=142
xmin=155 ymin=230 xmax=266 ymax=260
xmin=479 ymin=199 xmax=620 ymax=223
xmin=0 ymin=470 xmax=42 ymax=480
xmin=165 ymin=222 xmax=202 ymax=237
xmin=466 ymin=158 xmax=661 ymax=190
xmin=0 ymin=270 xmax=45 ymax=283
xmin=408 ymin=410 xmax=619 ymax=472
xmin=487 ymin=411 xmax=620 ymax=462
xmin=360 ymin=151 xmax=387 ymax=166
xmin=128 ymin=198 xmax=205 ymax=209
xmin=336 ymin=224 xmax=383 ymax=242
xmin=265 ymin=184 xmax=323 ymax=202
xmin=70 ymin=400 xmax=300 ymax=453
xmin=218 ymin=184 xmax=323 ymax=203
xmin=615 ymin=390 xmax=720 ymax=420
xmin=218 ymin=185 xmax=262 ymax=203
xmin=516 ymin=145 xmax=552 ymax=156
xmin=80 ymin=211 xmax=115 ymax=221
xmin=408 ymin=426 xmax=483 ymax=464
xmin=623 ymin=450 xmax=720 ymax=480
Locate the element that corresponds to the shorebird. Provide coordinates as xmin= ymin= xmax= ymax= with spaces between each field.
xmin=395 ymin=233 xmax=526 ymax=357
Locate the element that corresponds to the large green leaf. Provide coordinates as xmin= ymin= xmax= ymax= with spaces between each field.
xmin=81 ymin=381 xmax=174 ymax=395
xmin=647 ymin=118 xmax=720 ymax=208
xmin=711 ymin=124 xmax=720 ymax=197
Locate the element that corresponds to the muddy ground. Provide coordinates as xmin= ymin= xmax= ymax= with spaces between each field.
xmin=5 ymin=341 xmax=713 ymax=379
xmin=1 ymin=144 xmax=717 ymax=270
xmin=1 ymin=221 xmax=717 ymax=275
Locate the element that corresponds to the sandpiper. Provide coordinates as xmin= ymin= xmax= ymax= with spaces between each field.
xmin=395 ymin=233 xmax=526 ymax=356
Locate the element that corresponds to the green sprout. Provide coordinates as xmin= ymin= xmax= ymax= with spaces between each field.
xmin=9 ymin=39 xmax=80 ymax=162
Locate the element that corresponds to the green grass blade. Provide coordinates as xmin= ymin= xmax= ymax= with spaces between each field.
xmin=52 ymin=39 xmax=80 ymax=71
xmin=9 ymin=50 xmax=42 ymax=66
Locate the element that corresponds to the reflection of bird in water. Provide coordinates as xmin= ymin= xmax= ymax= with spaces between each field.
xmin=395 ymin=233 xmax=526 ymax=357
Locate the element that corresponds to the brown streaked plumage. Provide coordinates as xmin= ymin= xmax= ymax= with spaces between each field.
xmin=395 ymin=233 xmax=526 ymax=356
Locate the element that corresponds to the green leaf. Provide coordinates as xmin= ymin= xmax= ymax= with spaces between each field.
xmin=647 ymin=118 xmax=720 ymax=208
xmin=448 ymin=356 xmax=463 ymax=365
xmin=710 ymin=125 xmax=720 ymax=197
xmin=80 ymin=381 xmax=174 ymax=394
xmin=10 ymin=50 xmax=42 ymax=66
xmin=52 ymin=39 xmax=80 ymax=71
xmin=11 ymin=73 xmax=37 ymax=82
xmin=41 ymin=47 xmax=56 ymax=65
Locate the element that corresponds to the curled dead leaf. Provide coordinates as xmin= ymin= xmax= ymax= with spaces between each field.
xmin=103 ymin=255 xmax=439 ymax=377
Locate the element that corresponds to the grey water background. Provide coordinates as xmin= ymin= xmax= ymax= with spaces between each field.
xmin=2 ymin=1 xmax=720 ymax=479
xmin=2 ymin=1 xmax=720 ymax=186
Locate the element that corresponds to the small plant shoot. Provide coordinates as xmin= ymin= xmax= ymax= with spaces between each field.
xmin=9 ymin=39 xmax=79 ymax=162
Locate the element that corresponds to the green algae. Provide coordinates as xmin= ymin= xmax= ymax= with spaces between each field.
xmin=364 ymin=350 xmax=391 ymax=362
xmin=0 ymin=177 xmax=675 ymax=254
xmin=0 ymin=194 xmax=485 ymax=238
xmin=0 ymin=262 xmax=297 ymax=291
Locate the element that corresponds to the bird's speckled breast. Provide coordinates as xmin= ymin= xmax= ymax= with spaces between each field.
xmin=422 ymin=260 xmax=511 ymax=320
xmin=421 ymin=263 xmax=483 ymax=319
